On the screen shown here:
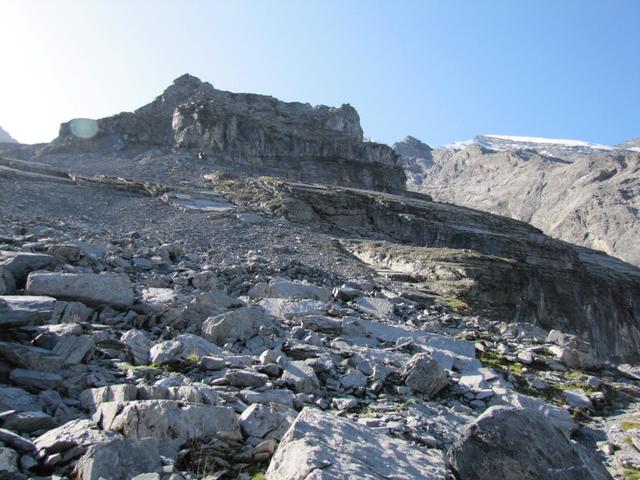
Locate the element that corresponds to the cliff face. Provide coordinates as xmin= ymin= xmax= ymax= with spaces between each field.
xmin=395 ymin=137 xmax=640 ymax=267
xmin=43 ymin=74 xmax=406 ymax=192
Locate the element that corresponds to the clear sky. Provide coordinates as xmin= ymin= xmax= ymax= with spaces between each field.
xmin=1 ymin=0 xmax=639 ymax=146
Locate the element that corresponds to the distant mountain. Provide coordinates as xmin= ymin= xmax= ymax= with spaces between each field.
xmin=394 ymin=134 xmax=640 ymax=266
xmin=0 ymin=126 xmax=17 ymax=143
xmin=618 ymin=137 xmax=640 ymax=152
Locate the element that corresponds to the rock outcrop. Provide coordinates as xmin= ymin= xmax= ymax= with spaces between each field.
xmin=395 ymin=135 xmax=640 ymax=267
xmin=41 ymin=74 xmax=406 ymax=192
xmin=0 ymin=127 xmax=17 ymax=144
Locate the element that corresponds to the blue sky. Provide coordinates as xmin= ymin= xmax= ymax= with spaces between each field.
xmin=2 ymin=0 xmax=639 ymax=145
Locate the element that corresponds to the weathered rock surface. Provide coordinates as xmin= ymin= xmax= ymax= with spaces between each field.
xmin=202 ymin=306 xmax=271 ymax=346
xmin=26 ymin=272 xmax=134 ymax=306
xmin=447 ymin=406 xmax=612 ymax=480
xmin=96 ymin=400 xmax=240 ymax=447
xmin=402 ymin=353 xmax=449 ymax=398
xmin=266 ymin=407 xmax=447 ymax=479
xmin=74 ymin=438 xmax=161 ymax=480
xmin=0 ymin=296 xmax=56 ymax=327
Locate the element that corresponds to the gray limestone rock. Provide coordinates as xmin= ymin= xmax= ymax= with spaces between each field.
xmin=26 ymin=272 xmax=134 ymax=307
xmin=74 ymin=438 xmax=161 ymax=480
xmin=9 ymin=368 xmax=63 ymax=391
xmin=264 ymin=278 xmax=331 ymax=301
xmin=266 ymin=407 xmax=446 ymax=479
xmin=96 ymin=400 xmax=240 ymax=447
xmin=34 ymin=419 xmax=119 ymax=458
xmin=202 ymin=306 xmax=270 ymax=346
xmin=281 ymin=361 xmax=320 ymax=394
xmin=402 ymin=353 xmax=449 ymax=398
xmin=447 ymin=406 xmax=611 ymax=480
xmin=238 ymin=403 xmax=297 ymax=440
xmin=0 ymin=447 xmax=18 ymax=478
xmin=0 ymin=386 xmax=42 ymax=412
xmin=0 ymin=295 xmax=56 ymax=327
xmin=149 ymin=334 xmax=222 ymax=365
xmin=2 ymin=410 xmax=57 ymax=433
xmin=121 ymin=329 xmax=154 ymax=365
xmin=0 ymin=250 xmax=54 ymax=282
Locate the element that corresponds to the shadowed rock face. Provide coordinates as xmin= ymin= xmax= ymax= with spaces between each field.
xmin=42 ymin=74 xmax=406 ymax=192
xmin=395 ymin=136 xmax=640 ymax=267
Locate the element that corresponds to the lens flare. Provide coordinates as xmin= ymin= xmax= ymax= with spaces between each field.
xmin=70 ymin=118 xmax=98 ymax=139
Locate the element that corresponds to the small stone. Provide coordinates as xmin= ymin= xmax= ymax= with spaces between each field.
xmin=563 ymin=389 xmax=593 ymax=410
xmin=200 ymin=356 xmax=226 ymax=371
xmin=516 ymin=351 xmax=534 ymax=365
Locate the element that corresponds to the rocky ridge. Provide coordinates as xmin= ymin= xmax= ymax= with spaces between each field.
xmin=395 ymin=135 xmax=640 ymax=267
xmin=39 ymin=74 xmax=406 ymax=193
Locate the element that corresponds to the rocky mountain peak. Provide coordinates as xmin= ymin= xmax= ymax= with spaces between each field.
xmin=41 ymin=74 xmax=404 ymax=192
xmin=393 ymin=136 xmax=432 ymax=158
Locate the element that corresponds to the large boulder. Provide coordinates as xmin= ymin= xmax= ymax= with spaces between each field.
xmin=266 ymin=407 xmax=446 ymax=479
xmin=447 ymin=406 xmax=612 ymax=480
xmin=281 ymin=361 xmax=320 ymax=394
xmin=202 ymin=306 xmax=270 ymax=346
xmin=96 ymin=400 xmax=240 ymax=448
xmin=26 ymin=272 xmax=134 ymax=307
xmin=74 ymin=438 xmax=161 ymax=480
xmin=402 ymin=353 xmax=449 ymax=398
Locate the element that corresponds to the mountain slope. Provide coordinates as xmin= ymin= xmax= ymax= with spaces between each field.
xmin=395 ymin=135 xmax=640 ymax=267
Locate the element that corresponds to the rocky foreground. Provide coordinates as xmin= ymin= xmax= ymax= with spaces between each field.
xmin=1 ymin=75 xmax=640 ymax=479
xmin=1 ymin=158 xmax=640 ymax=480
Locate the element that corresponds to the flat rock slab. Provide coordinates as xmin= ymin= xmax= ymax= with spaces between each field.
xmin=0 ymin=295 xmax=56 ymax=327
xmin=266 ymin=407 xmax=446 ymax=479
xmin=26 ymin=272 xmax=134 ymax=306
xmin=34 ymin=419 xmax=118 ymax=457
xmin=160 ymin=191 xmax=234 ymax=212
xmin=0 ymin=250 xmax=54 ymax=280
